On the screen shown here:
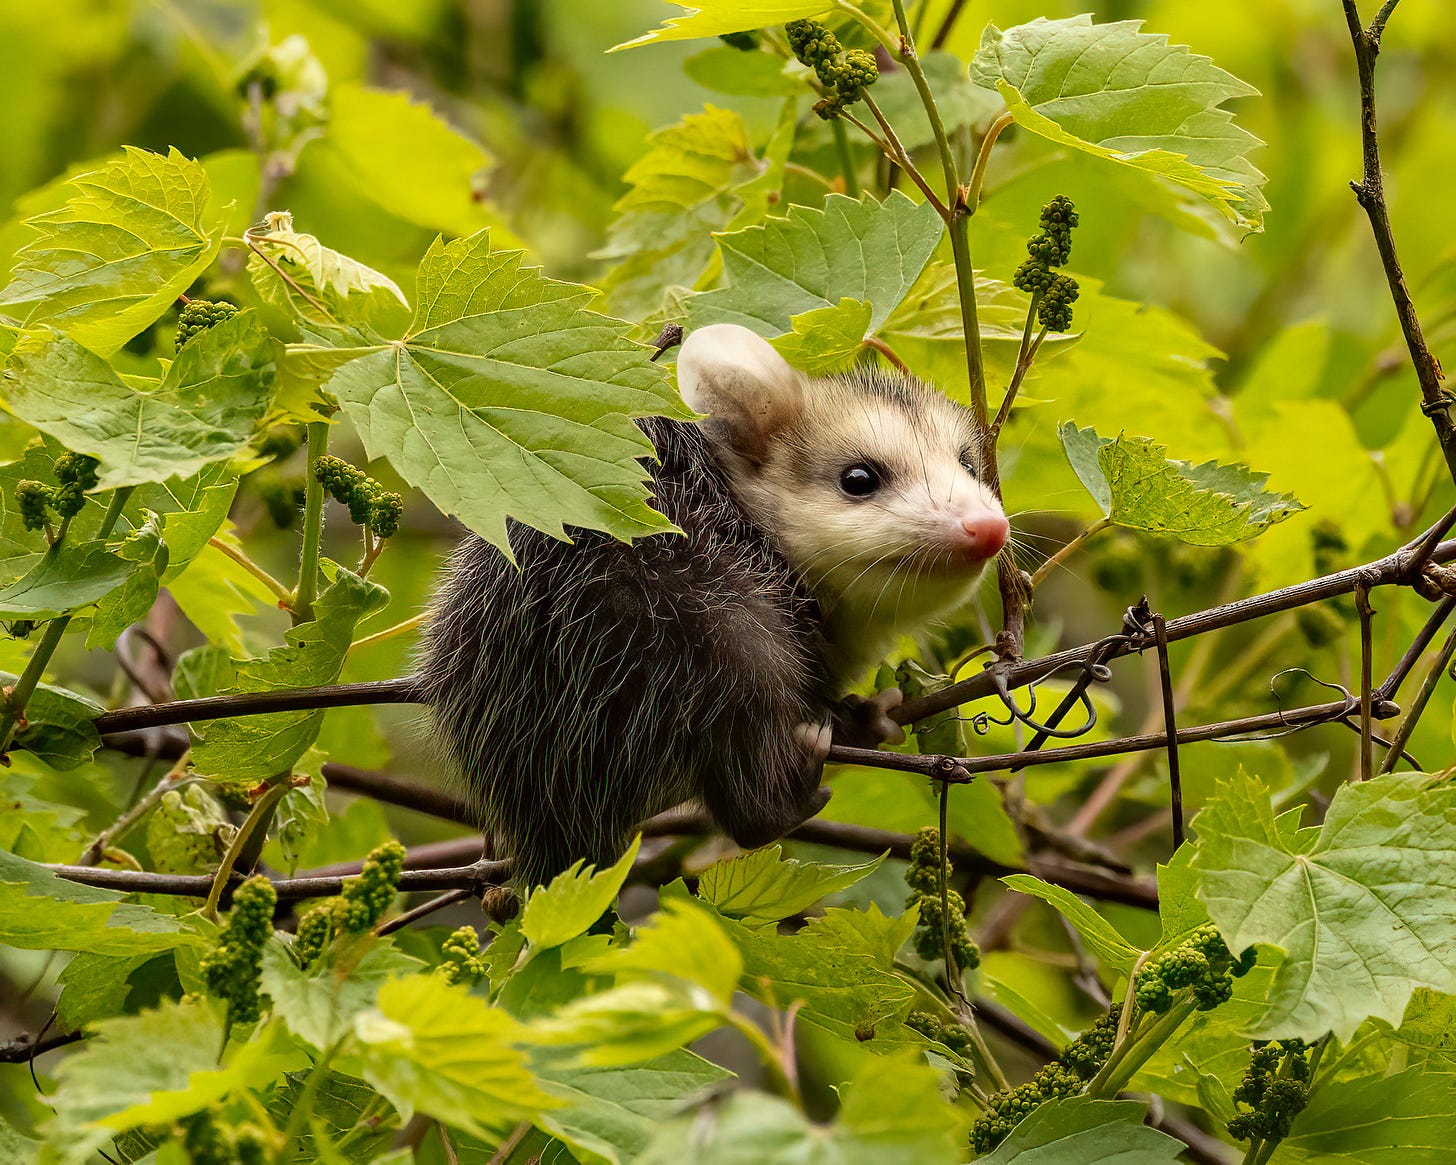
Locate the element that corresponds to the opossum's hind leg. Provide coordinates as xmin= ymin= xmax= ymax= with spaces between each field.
xmin=700 ymin=717 xmax=832 ymax=851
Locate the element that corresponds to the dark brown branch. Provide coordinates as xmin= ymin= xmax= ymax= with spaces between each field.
xmin=1342 ymin=0 xmax=1456 ymax=484
xmin=92 ymin=678 xmax=425 ymax=734
xmin=0 ymin=1027 xmax=82 ymax=1064
xmin=895 ymin=529 xmax=1456 ymax=725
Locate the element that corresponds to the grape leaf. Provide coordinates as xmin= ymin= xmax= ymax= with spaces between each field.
xmin=532 ymin=980 xmax=727 ymax=1069
xmin=613 ymin=2 xmax=835 ymax=51
xmin=1001 ymin=874 xmax=1141 ymax=974
xmin=533 ymin=1049 xmax=732 ymax=1165
xmin=260 ymin=938 xmax=423 ymax=1052
xmin=797 ymin=903 xmax=919 ymax=971
xmin=88 ymin=514 xmax=168 ymax=649
xmin=596 ymin=106 xmax=778 ymax=321
xmin=188 ymin=565 xmax=388 ymax=783
xmin=0 ymin=849 xmax=197 ymax=956
xmin=1192 ymin=770 xmax=1456 ymax=1041
xmin=3 ymin=311 xmax=281 ymax=490
xmin=246 ymin=212 xmax=411 ymax=339
xmin=520 ymin=839 xmax=642 ymax=951
xmin=1059 ymin=422 xmax=1304 ymax=545
xmin=0 ymin=539 xmax=132 ymax=620
xmin=42 ymin=1000 xmax=304 ymax=1165
xmin=354 ymin=975 xmax=557 ymax=1138
xmin=319 ymin=230 xmax=687 ymax=553
xmin=0 ymin=676 xmax=102 ymax=769
xmin=684 ymin=192 xmax=944 ymax=340
xmin=769 ymin=298 xmax=873 ymax=374
xmin=696 ymin=844 xmax=884 ymax=925
xmin=639 ymin=1053 xmax=966 ymax=1165
xmin=0 ymin=147 xmax=225 ymax=355
xmin=1283 ymin=1067 xmax=1456 ymax=1161
xmin=970 ymin=16 xmax=1268 ymax=232
xmin=580 ymin=898 xmax=742 ymax=1004
xmin=980 ymin=1098 xmax=1183 ymax=1163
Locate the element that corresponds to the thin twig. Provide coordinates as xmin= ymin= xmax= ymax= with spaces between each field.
xmin=1152 ymin=615 xmax=1185 ymax=848
xmin=1379 ymin=616 xmax=1456 ymax=773
xmin=206 ymin=537 xmax=294 ymax=608
xmin=1355 ymin=583 xmax=1376 ymax=781
xmin=1029 ymin=518 xmax=1113 ymax=589
xmin=376 ymin=888 xmax=475 ymax=937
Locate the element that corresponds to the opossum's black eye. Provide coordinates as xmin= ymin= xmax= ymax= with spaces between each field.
xmin=839 ymin=464 xmax=881 ymax=497
xmin=960 ymin=450 xmax=979 ymax=477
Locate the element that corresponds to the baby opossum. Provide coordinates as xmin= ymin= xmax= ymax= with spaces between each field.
xmin=420 ymin=324 xmax=1008 ymax=888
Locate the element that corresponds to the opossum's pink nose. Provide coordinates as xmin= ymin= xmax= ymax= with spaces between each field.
xmin=962 ymin=513 xmax=1009 ymax=558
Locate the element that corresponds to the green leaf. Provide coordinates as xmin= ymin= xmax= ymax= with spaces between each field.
xmin=979 ymin=1097 xmax=1183 ymax=1163
xmin=640 ymin=1053 xmax=966 ymax=1165
xmin=533 ymin=1050 xmax=732 ymax=1165
xmin=87 ymin=513 xmax=168 ymax=648
xmin=580 ymin=898 xmax=742 ymax=1004
xmin=797 ymin=903 xmax=919 ymax=971
xmin=0 ymin=539 xmax=132 ymax=620
xmin=1283 ymin=1068 xmax=1456 ymax=1162
xmin=1059 ymin=422 xmax=1304 ymax=545
xmin=189 ymin=565 xmax=388 ymax=783
xmin=769 ymin=298 xmax=872 ymax=375
xmin=0 ymin=848 xmax=196 ymax=955
xmin=266 ymin=1070 xmax=396 ymax=1164
xmin=0 ymin=677 xmax=102 ymax=769
xmin=42 ymin=1001 xmax=305 ymax=1165
xmin=260 ymin=938 xmax=424 ymax=1052
xmin=597 ymin=106 xmax=780 ymax=320
xmin=1001 ymin=874 xmax=1141 ymax=975
xmin=4 ymin=311 xmax=281 ymax=490
xmin=0 ymin=147 xmax=225 ymax=356
xmin=320 ymin=230 xmax=687 ymax=553
xmin=164 ymin=527 xmax=276 ymax=656
xmin=246 ymin=213 xmax=410 ymax=338
xmin=723 ymin=915 xmax=916 ymax=1047
xmin=612 ymin=2 xmax=835 ymax=50
xmin=55 ymin=951 xmax=159 ymax=1031
xmin=1192 ymin=770 xmax=1456 ymax=1041
xmin=353 ymin=975 xmax=557 ymax=1138
xmin=520 ymin=838 xmax=642 ymax=950
xmin=530 ymin=980 xmax=726 ymax=1068
xmin=131 ymin=461 xmax=239 ymax=583
xmin=970 ymin=16 xmax=1268 ymax=232
xmin=685 ymin=193 xmax=944 ymax=340
xmin=696 ymin=844 xmax=884 ymax=925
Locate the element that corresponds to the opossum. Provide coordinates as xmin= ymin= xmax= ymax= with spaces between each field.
xmin=419 ymin=324 xmax=1009 ymax=888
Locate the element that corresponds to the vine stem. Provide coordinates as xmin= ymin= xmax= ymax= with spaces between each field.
xmin=0 ymin=487 xmax=134 ymax=753
xmin=294 ymin=420 xmax=329 ymax=622
xmin=203 ymin=779 xmax=290 ymax=919
xmin=351 ymin=613 xmax=427 ymax=651
xmin=207 ymin=536 xmax=294 ymax=608
xmin=1087 ymin=997 xmax=1197 ymax=1097
xmin=966 ymin=111 xmax=1015 ymax=213
xmin=1379 ymin=608 xmax=1456 ymax=772
xmin=1030 ymin=518 xmax=1113 ymax=589
xmin=76 ymin=750 xmax=192 ymax=866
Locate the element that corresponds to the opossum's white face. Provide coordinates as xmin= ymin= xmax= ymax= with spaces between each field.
xmin=677 ymin=324 xmax=1009 ymax=679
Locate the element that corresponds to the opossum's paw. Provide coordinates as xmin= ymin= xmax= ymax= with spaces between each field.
xmin=836 ymin=688 xmax=906 ymax=748
xmin=793 ymin=720 xmax=833 ymax=773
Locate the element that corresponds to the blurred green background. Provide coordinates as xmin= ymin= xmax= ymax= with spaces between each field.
xmin=4 ymin=0 xmax=1455 ymax=876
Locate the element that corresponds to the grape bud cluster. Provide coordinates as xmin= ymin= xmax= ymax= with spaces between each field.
xmin=1134 ymin=922 xmax=1255 ymax=1015
xmin=291 ymin=839 xmax=408 ymax=968
xmin=785 ymin=19 xmax=879 ymax=120
xmin=439 ymin=925 xmax=489 ymax=986
xmin=175 ymin=299 xmax=240 ymax=350
xmin=313 ymin=455 xmax=404 ymax=538
xmin=904 ymin=826 xmax=980 ymax=970
xmin=1227 ymin=1039 xmax=1313 ymax=1145
xmin=201 ymin=875 xmax=276 ymax=1025
xmin=16 ymin=452 xmax=101 ymax=532
xmin=1013 ymin=195 xmax=1081 ymax=332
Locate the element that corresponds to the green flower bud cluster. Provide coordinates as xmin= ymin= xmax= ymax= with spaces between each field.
xmin=16 ymin=452 xmax=101 ymax=532
xmin=1134 ymin=923 xmax=1255 ymax=1015
xmin=179 ymin=1110 xmax=267 ymax=1165
xmin=970 ymin=1061 xmax=1083 ymax=1153
xmin=292 ymin=899 xmax=337 ymax=969
xmin=968 ymin=1003 xmax=1123 ymax=1153
xmin=439 ymin=925 xmax=489 ymax=986
xmin=336 ymin=839 xmax=407 ymax=933
xmin=1013 ymin=196 xmax=1081 ymax=332
xmin=202 ymin=875 xmax=276 ymax=1025
xmin=1227 ymin=1039 xmax=1312 ymax=1144
xmin=904 ymin=827 xmax=980 ymax=971
xmin=175 ymin=300 xmax=240 ymax=350
xmin=905 ymin=1009 xmax=974 ymax=1056
xmin=313 ymin=455 xmax=404 ymax=538
xmin=785 ymin=19 xmax=879 ymax=120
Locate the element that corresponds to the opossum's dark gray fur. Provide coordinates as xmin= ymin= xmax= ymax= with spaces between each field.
xmin=419 ymin=417 xmax=835 ymax=888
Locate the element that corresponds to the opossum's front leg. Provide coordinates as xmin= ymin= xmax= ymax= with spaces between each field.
xmin=704 ymin=720 xmax=833 ymax=850
xmin=832 ymin=687 xmax=906 ymax=748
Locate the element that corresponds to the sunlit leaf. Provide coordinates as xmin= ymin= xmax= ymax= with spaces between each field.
xmin=979 ymin=1098 xmax=1183 ymax=1163
xmin=1193 ymin=770 xmax=1456 ymax=1041
xmin=613 ymin=2 xmax=835 ymax=51
xmin=0 ymin=148 xmax=225 ymax=355
xmin=521 ymin=838 xmax=642 ymax=950
xmin=696 ymin=844 xmax=884 ymax=925
xmin=971 ymin=16 xmax=1268 ymax=231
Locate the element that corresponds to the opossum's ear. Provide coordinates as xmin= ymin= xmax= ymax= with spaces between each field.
xmin=677 ymin=324 xmax=806 ymax=464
